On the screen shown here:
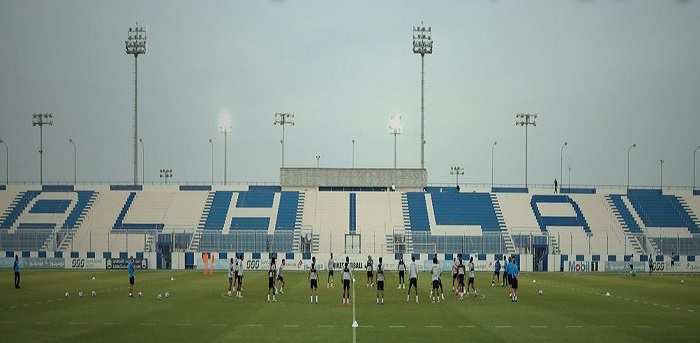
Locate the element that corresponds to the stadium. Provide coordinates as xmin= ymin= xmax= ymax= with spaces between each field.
xmin=2 ymin=1 xmax=700 ymax=343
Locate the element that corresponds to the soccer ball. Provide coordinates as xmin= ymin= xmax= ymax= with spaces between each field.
xmin=164 ymin=292 xmax=170 ymax=298
xmin=78 ymin=291 xmax=83 ymax=298
xmin=65 ymin=292 xmax=69 ymax=298
xmin=538 ymin=289 xmax=543 ymax=295
xmin=227 ymin=290 xmax=232 ymax=296
xmin=138 ymin=291 xmax=143 ymax=298
xmin=157 ymin=294 xmax=163 ymax=300
xmin=91 ymin=291 xmax=96 ymax=297
xmin=631 ymin=269 xmax=637 ymax=277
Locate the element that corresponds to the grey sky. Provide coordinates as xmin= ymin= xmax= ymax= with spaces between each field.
xmin=1 ymin=0 xmax=699 ymax=187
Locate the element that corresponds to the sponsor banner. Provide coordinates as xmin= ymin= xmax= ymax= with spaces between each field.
xmin=67 ymin=258 xmax=105 ymax=269
xmin=604 ymin=261 xmax=646 ymax=273
xmin=106 ymin=258 xmax=148 ymax=270
xmin=565 ymin=261 xmax=600 ymax=272
xmin=0 ymin=257 xmax=65 ymax=269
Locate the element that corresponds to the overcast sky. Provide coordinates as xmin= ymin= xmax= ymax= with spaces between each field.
xmin=1 ymin=0 xmax=699 ymax=187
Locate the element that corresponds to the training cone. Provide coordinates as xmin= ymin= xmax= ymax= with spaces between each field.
xmin=171 ymin=277 xmax=174 ymax=281
xmin=605 ymin=292 xmax=611 ymax=297
xmin=532 ymin=279 xmax=537 ymax=283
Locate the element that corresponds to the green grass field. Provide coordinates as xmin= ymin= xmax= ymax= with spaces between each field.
xmin=1 ymin=270 xmax=698 ymax=342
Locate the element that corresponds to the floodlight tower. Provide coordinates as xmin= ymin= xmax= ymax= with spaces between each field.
xmin=0 ymin=139 xmax=7 ymax=185
xmin=68 ymin=139 xmax=76 ymax=185
xmin=32 ymin=113 xmax=53 ymax=185
xmin=491 ymin=141 xmax=497 ymax=189
xmin=515 ymin=113 xmax=537 ymax=188
xmin=450 ymin=166 xmax=464 ymax=188
xmin=694 ymin=145 xmax=700 ymax=190
xmin=125 ymin=22 xmax=147 ymax=185
xmin=209 ymin=139 xmax=214 ymax=185
xmin=220 ymin=124 xmax=232 ymax=185
xmin=160 ymin=169 xmax=173 ymax=185
xmin=560 ymin=142 xmax=568 ymax=191
xmin=659 ymin=159 xmax=665 ymax=191
xmin=389 ymin=114 xmax=402 ymax=169
xmin=627 ymin=143 xmax=636 ymax=190
xmin=274 ymin=112 xmax=295 ymax=168
xmin=413 ymin=22 xmax=432 ymax=170
xmin=139 ymin=138 xmax=144 ymax=184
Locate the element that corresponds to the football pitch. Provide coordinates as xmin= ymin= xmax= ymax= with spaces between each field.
xmin=1 ymin=270 xmax=698 ymax=342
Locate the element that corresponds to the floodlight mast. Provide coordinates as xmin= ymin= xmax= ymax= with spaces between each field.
xmin=160 ymin=168 xmax=173 ymax=185
xmin=560 ymin=142 xmax=568 ymax=192
xmin=491 ymin=141 xmax=497 ymax=189
xmin=627 ymin=144 xmax=636 ymax=190
xmin=515 ymin=113 xmax=537 ymax=188
xmin=125 ymin=22 xmax=147 ymax=185
xmin=450 ymin=166 xmax=464 ymax=188
xmin=274 ymin=112 xmax=295 ymax=168
xmin=0 ymin=140 xmax=8 ymax=186
xmin=220 ymin=125 xmax=232 ymax=185
xmin=389 ymin=114 xmax=402 ymax=169
xmin=69 ymin=139 xmax=76 ymax=185
xmin=32 ymin=113 xmax=53 ymax=185
xmin=413 ymin=22 xmax=432 ymax=170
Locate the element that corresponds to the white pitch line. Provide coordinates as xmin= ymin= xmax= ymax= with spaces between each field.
xmin=359 ymin=325 xmax=373 ymax=328
xmin=246 ymin=324 xmax=263 ymax=327
xmin=34 ymin=322 xmax=49 ymax=324
xmin=425 ymin=325 xmax=442 ymax=328
xmin=318 ymin=325 xmax=335 ymax=328
xmin=600 ymin=326 xmax=617 ymax=328
xmin=531 ymin=326 xmax=547 ymax=328
xmin=210 ymin=324 xmax=226 ymax=327
xmin=68 ymin=322 xmax=87 ymax=325
xmin=1 ymin=321 xmax=15 ymax=324
xmin=283 ymin=325 xmax=299 ymax=328
xmin=459 ymin=325 xmax=475 ymax=328
xmin=389 ymin=325 xmax=406 ymax=328
xmin=139 ymin=323 xmax=156 ymax=326
xmin=634 ymin=325 xmax=649 ymax=328
xmin=495 ymin=326 xmax=511 ymax=328
xmin=566 ymin=326 xmax=583 ymax=328
xmin=105 ymin=323 xmax=122 ymax=325
xmin=688 ymin=310 xmax=695 ymax=312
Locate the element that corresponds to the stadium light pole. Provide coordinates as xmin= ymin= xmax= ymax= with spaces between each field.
xmin=450 ymin=166 xmax=464 ymax=188
xmin=0 ymin=139 xmax=7 ymax=185
xmin=694 ymin=145 xmax=700 ymax=190
xmin=316 ymin=155 xmax=321 ymax=169
xmin=389 ymin=114 xmax=402 ymax=169
xmin=209 ymin=138 xmax=214 ymax=185
xmin=139 ymin=138 xmax=145 ymax=185
xmin=660 ymin=159 xmax=664 ymax=191
xmin=560 ymin=142 xmax=568 ymax=191
xmin=125 ymin=23 xmax=147 ymax=186
xmin=515 ymin=113 xmax=537 ymax=188
xmin=413 ymin=22 xmax=432 ymax=170
xmin=32 ymin=113 xmax=53 ymax=185
xmin=68 ymin=139 xmax=76 ymax=185
xmin=491 ymin=141 xmax=497 ymax=190
xmin=627 ymin=143 xmax=636 ymax=190
xmin=220 ymin=124 xmax=231 ymax=185
xmin=160 ymin=169 xmax=172 ymax=185
xmin=352 ymin=139 xmax=355 ymax=168
xmin=274 ymin=112 xmax=295 ymax=169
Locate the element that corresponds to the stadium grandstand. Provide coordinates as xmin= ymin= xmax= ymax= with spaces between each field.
xmin=2 ymin=167 xmax=699 ymax=271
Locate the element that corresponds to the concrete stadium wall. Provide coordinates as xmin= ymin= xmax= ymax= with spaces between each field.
xmin=280 ymin=168 xmax=427 ymax=188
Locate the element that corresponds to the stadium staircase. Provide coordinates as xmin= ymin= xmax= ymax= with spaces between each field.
xmin=190 ymin=191 xmax=217 ymax=251
xmin=491 ymin=194 xmax=515 ymax=254
xmin=400 ymin=193 xmax=416 ymax=253
xmin=606 ymin=195 xmax=645 ymax=254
